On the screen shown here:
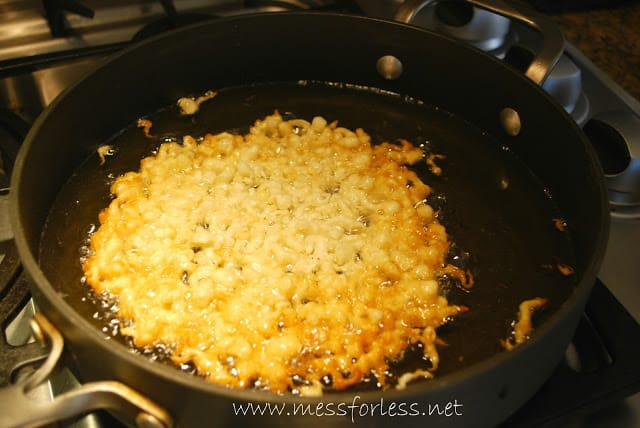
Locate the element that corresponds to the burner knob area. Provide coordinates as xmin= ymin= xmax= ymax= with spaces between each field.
xmin=412 ymin=1 xmax=511 ymax=52
xmin=541 ymin=55 xmax=588 ymax=123
xmin=584 ymin=110 xmax=640 ymax=218
xmin=504 ymin=45 xmax=589 ymax=124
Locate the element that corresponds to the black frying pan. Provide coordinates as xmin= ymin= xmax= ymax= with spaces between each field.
xmin=6 ymin=6 xmax=608 ymax=428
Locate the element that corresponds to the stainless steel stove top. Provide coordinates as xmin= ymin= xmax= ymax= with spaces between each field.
xmin=0 ymin=0 xmax=273 ymax=62
xmin=1 ymin=1 xmax=639 ymax=427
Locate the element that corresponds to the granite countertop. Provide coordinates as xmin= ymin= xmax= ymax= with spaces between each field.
xmin=548 ymin=2 xmax=640 ymax=101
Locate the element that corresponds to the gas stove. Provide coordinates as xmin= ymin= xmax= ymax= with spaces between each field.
xmin=1 ymin=1 xmax=639 ymax=427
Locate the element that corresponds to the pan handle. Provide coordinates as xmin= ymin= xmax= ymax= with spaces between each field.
xmin=0 ymin=313 xmax=173 ymax=428
xmin=394 ymin=0 xmax=565 ymax=85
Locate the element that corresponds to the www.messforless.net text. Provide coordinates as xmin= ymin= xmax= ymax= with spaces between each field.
xmin=232 ymin=395 xmax=463 ymax=423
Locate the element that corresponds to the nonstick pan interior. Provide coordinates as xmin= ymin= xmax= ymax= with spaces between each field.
xmin=38 ymin=80 xmax=577 ymax=383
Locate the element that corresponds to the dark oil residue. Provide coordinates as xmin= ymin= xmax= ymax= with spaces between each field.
xmin=39 ymin=81 xmax=577 ymax=388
